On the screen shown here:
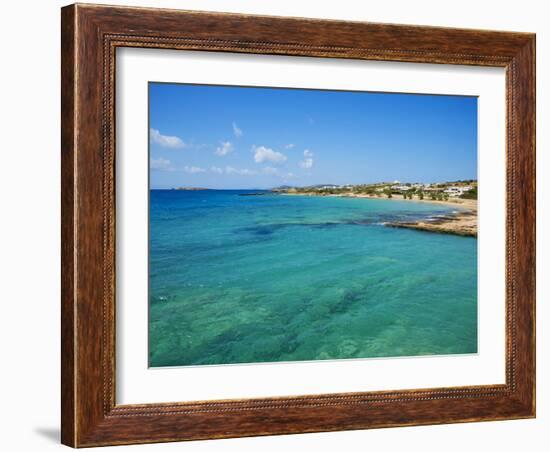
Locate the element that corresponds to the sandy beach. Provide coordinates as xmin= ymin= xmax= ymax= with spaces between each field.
xmin=328 ymin=192 xmax=476 ymax=210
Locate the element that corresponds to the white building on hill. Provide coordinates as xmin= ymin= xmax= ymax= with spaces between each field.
xmin=444 ymin=186 xmax=473 ymax=197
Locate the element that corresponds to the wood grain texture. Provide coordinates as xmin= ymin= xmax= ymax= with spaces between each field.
xmin=61 ymin=3 xmax=536 ymax=447
xmin=60 ymin=5 xmax=76 ymax=446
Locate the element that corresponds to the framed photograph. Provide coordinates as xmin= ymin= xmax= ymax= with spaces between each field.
xmin=61 ymin=3 xmax=535 ymax=447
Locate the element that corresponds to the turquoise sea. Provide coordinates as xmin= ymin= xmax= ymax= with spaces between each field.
xmin=149 ymin=190 xmax=477 ymax=367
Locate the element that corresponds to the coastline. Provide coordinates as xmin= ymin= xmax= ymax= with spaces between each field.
xmin=386 ymin=209 xmax=477 ymax=237
xmin=281 ymin=192 xmax=477 ymax=237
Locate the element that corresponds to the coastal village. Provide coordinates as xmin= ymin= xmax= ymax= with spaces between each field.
xmin=273 ymin=180 xmax=478 ymax=237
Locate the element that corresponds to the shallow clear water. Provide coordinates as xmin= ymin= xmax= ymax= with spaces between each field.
xmin=149 ymin=190 xmax=477 ymax=367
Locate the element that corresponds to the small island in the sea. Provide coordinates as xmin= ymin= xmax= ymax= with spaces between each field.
xmin=148 ymin=82 xmax=479 ymax=368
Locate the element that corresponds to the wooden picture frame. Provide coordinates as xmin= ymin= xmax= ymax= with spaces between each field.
xmin=61 ymin=3 xmax=535 ymax=447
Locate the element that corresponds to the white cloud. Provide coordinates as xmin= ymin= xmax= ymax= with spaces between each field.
xmin=150 ymin=128 xmax=185 ymax=149
xmin=211 ymin=165 xmax=258 ymax=176
xmin=299 ymin=149 xmax=314 ymax=169
xmin=262 ymin=167 xmax=297 ymax=180
xmin=299 ymin=159 xmax=314 ymax=169
xmin=215 ymin=141 xmax=234 ymax=156
xmin=253 ymin=145 xmax=287 ymax=164
xmin=262 ymin=166 xmax=279 ymax=175
xmin=183 ymin=166 xmax=206 ymax=174
xmin=300 ymin=159 xmax=313 ymax=169
xmin=150 ymin=157 xmax=172 ymax=170
xmin=284 ymin=143 xmax=295 ymax=149
xmin=225 ymin=166 xmax=257 ymax=176
xmin=232 ymin=122 xmax=243 ymax=138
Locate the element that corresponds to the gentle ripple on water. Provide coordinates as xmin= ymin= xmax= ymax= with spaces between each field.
xmin=149 ymin=190 xmax=477 ymax=367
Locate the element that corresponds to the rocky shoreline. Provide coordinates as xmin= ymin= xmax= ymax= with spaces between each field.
xmin=385 ymin=209 xmax=477 ymax=237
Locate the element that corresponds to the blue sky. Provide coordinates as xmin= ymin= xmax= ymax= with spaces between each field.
xmin=149 ymin=83 xmax=477 ymax=189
